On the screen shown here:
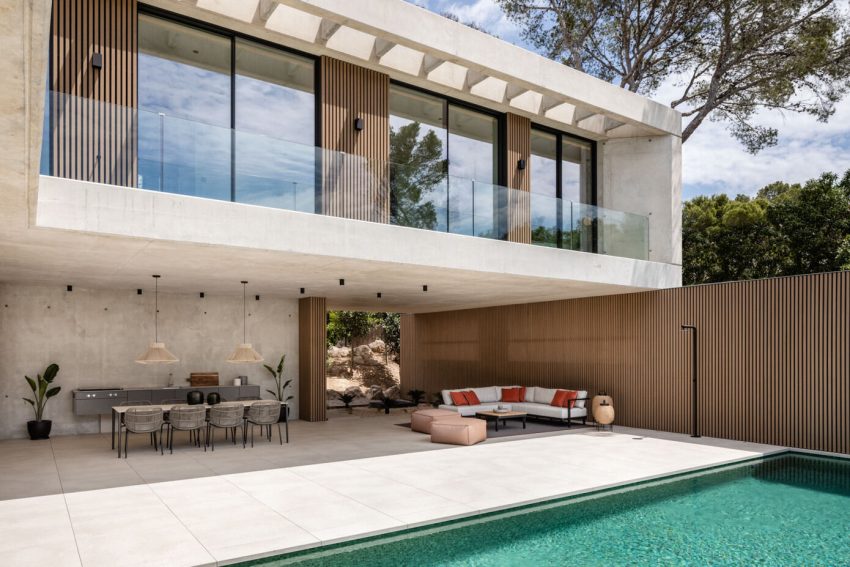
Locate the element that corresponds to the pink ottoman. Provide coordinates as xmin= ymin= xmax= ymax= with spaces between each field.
xmin=430 ymin=417 xmax=487 ymax=446
xmin=411 ymin=409 xmax=458 ymax=434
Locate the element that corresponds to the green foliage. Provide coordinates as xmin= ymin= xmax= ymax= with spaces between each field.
xmin=390 ymin=122 xmax=446 ymax=229
xmin=683 ymin=170 xmax=850 ymax=284
xmin=264 ymin=355 xmax=293 ymax=403
xmin=497 ymin=0 xmax=850 ymax=151
xmin=22 ymin=363 xmax=60 ymax=421
xmin=326 ymin=311 xmax=401 ymax=355
xmin=335 ymin=392 xmax=357 ymax=408
xmin=407 ymin=389 xmax=426 ymax=405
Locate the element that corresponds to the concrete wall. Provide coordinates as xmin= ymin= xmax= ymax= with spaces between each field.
xmin=600 ymin=135 xmax=682 ymax=269
xmin=0 ymin=283 xmax=300 ymax=439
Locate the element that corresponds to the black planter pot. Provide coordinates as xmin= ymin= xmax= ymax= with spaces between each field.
xmin=27 ymin=420 xmax=52 ymax=440
xmin=187 ymin=390 xmax=204 ymax=405
xmin=206 ymin=392 xmax=221 ymax=405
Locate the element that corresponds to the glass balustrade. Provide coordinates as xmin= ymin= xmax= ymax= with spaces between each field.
xmin=40 ymin=91 xmax=649 ymax=260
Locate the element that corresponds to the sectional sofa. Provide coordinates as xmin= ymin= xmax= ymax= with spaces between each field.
xmin=438 ymin=386 xmax=589 ymax=426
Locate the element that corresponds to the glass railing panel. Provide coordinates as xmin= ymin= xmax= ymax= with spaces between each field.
xmin=41 ymin=90 xmax=650 ymax=261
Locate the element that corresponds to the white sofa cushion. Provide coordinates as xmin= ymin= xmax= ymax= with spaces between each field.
xmin=513 ymin=402 xmax=587 ymax=419
xmin=522 ymin=386 xmax=536 ymax=402
xmin=473 ymin=386 xmax=501 ymax=403
xmin=575 ymin=390 xmax=588 ymax=408
xmin=533 ymin=387 xmax=557 ymax=405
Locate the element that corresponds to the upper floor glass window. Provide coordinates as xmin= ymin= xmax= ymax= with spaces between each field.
xmin=530 ymin=128 xmax=595 ymax=250
xmin=389 ymin=84 xmax=500 ymax=238
xmin=137 ymin=13 xmax=315 ymax=210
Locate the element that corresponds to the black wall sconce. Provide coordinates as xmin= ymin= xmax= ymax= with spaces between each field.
xmin=92 ymin=52 xmax=103 ymax=69
xmin=339 ymin=278 xmax=345 ymax=286
xmin=255 ymin=295 xmax=260 ymax=301
xmin=300 ymin=287 xmax=305 ymax=294
xmin=422 ymin=285 xmax=428 ymax=292
xmin=354 ymin=117 xmax=364 ymax=131
xmin=517 ymin=158 xmax=526 ymax=171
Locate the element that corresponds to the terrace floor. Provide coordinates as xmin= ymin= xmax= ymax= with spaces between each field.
xmin=0 ymin=411 xmax=784 ymax=567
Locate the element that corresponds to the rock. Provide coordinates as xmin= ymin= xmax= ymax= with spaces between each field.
xmin=368 ymin=339 xmax=386 ymax=354
xmin=326 ymin=389 xmax=339 ymax=400
xmin=366 ymin=385 xmax=384 ymax=400
xmin=359 ymin=364 xmax=397 ymax=389
xmin=383 ymin=385 xmax=400 ymax=400
xmin=344 ymin=385 xmax=364 ymax=398
xmin=353 ymin=344 xmax=380 ymax=366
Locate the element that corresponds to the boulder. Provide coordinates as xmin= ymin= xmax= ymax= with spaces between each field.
xmin=344 ymin=385 xmax=364 ymax=398
xmin=326 ymin=389 xmax=339 ymax=400
xmin=368 ymin=339 xmax=386 ymax=354
xmin=383 ymin=385 xmax=400 ymax=400
xmin=353 ymin=344 xmax=380 ymax=366
xmin=359 ymin=364 xmax=397 ymax=389
xmin=366 ymin=385 xmax=384 ymax=400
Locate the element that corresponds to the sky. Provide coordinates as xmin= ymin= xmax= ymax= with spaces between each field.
xmin=412 ymin=0 xmax=850 ymax=200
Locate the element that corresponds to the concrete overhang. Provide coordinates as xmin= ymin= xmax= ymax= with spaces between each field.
xmin=0 ymin=176 xmax=682 ymax=313
xmin=142 ymin=0 xmax=681 ymax=141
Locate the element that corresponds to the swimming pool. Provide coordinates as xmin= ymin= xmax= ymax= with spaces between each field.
xmin=241 ymin=453 xmax=850 ymax=566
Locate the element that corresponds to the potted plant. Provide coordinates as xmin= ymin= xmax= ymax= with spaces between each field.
xmin=264 ymin=355 xmax=293 ymax=421
xmin=408 ymin=389 xmax=426 ymax=406
xmin=335 ymin=391 xmax=356 ymax=413
xmin=22 ymin=363 xmax=61 ymax=440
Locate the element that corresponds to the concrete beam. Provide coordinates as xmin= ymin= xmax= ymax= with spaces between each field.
xmin=316 ymin=19 xmax=341 ymax=45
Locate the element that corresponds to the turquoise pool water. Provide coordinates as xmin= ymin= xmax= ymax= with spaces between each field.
xmin=245 ymin=454 xmax=850 ymax=566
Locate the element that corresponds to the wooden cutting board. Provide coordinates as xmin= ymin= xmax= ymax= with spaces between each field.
xmin=189 ymin=372 xmax=219 ymax=386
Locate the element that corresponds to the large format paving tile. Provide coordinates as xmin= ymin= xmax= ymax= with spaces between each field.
xmin=150 ymin=476 xmax=319 ymax=563
xmin=65 ymin=484 xmax=215 ymax=567
xmin=0 ymin=494 xmax=81 ymax=567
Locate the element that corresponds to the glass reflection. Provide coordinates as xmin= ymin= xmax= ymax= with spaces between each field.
xmin=235 ymin=40 xmax=315 ymax=212
xmin=530 ymin=130 xmax=558 ymax=247
xmin=138 ymin=15 xmax=231 ymax=200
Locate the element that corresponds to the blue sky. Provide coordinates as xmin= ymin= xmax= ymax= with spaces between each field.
xmin=413 ymin=0 xmax=850 ymax=200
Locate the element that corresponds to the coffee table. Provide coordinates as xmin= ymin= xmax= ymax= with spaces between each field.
xmin=474 ymin=410 xmax=527 ymax=431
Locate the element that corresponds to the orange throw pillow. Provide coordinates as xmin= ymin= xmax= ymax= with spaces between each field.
xmin=463 ymin=390 xmax=481 ymax=405
xmin=551 ymin=390 xmax=567 ymax=407
xmin=562 ymin=390 xmax=578 ymax=408
xmin=450 ymin=391 xmax=469 ymax=406
xmin=501 ymin=387 xmax=521 ymax=402
xmin=519 ymin=386 xmax=527 ymax=401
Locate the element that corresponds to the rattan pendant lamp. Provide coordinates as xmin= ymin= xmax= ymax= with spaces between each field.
xmin=226 ymin=281 xmax=263 ymax=363
xmin=135 ymin=275 xmax=179 ymax=364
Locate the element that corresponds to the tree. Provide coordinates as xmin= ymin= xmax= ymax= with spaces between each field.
xmin=373 ymin=312 xmax=401 ymax=355
xmin=496 ymin=0 xmax=850 ymax=151
xmin=683 ymin=169 xmax=850 ymax=284
xmin=390 ymin=122 xmax=446 ymax=229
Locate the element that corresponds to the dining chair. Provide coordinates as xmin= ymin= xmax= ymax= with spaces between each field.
xmin=245 ymin=401 xmax=282 ymax=447
xmin=121 ymin=407 xmax=165 ymax=458
xmin=118 ymin=401 xmax=155 ymax=445
xmin=207 ymin=402 xmax=245 ymax=450
xmin=166 ymin=405 xmax=207 ymax=453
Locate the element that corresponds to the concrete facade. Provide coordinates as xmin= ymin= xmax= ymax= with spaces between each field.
xmin=0 ymin=283 xmax=300 ymax=438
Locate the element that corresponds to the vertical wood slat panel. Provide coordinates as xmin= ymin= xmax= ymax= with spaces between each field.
xmin=319 ymin=56 xmax=390 ymax=223
xmin=299 ymin=297 xmax=327 ymax=422
xmin=399 ymin=314 xmax=417 ymax=395
xmin=505 ymin=113 xmax=531 ymax=243
xmin=408 ymin=271 xmax=850 ymax=454
xmin=50 ymin=0 xmax=136 ymax=186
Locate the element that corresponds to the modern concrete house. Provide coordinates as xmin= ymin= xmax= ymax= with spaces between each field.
xmin=1 ymin=0 xmax=681 ymax=434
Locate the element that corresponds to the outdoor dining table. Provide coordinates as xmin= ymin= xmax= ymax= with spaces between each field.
xmin=111 ymin=400 xmax=289 ymax=454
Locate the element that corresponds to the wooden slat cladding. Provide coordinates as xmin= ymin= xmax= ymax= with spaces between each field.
xmin=404 ymin=271 xmax=850 ymax=454
xmin=505 ymin=113 xmax=531 ymax=244
xmin=299 ymin=297 xmax=327 ymax=422
xmin=319 ymin=56 xmax=390 ymax=222
xmin=399 ymin=314 xmax=417 ymax=393
xmin=50 ymin=0 xmax=137 ymax=186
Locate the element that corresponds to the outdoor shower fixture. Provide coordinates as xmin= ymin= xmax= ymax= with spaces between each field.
xmin=681 ymin=324 xmax=699 ymax=438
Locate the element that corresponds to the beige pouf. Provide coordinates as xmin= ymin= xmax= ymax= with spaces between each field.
xmin=411 ymin=409 xmax=459 ymax=434
xmin=430 ymin=417 xmax=487 ymax=446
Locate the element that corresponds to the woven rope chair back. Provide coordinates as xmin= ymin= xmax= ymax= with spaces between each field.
xmin=124 ymin=407 xmax=164 ymax=433
xmin=169 ymin=405 xmax=206 ymax=430
xmin=210 ymin=403 xmax=244 ymax=428
xmin=247 ymin=401 xmax=280 ymax=424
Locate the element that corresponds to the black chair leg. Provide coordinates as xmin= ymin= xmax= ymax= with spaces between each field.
xmin=251 ymin=424 xmax=254 ymax=448
xmin=277 ymin=423 xmax=282 ymax=446
xmin=124 ymin=430 xmax=129 ymax=459
xmin=211 ymin=427 xmax=215 ymax=452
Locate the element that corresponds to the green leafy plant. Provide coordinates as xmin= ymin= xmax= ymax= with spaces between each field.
xmin=407 ymin=389 xmax=426 ymax=405
xmin=23 ymin=363 xmax=61 ymax=421
xmin=335 ymin=391 xmax=357 ymax=412
xmin=264 ymin=355 xmax=293 ymax=403
xmin=431 ymin=393 xmax=443 ymax=408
